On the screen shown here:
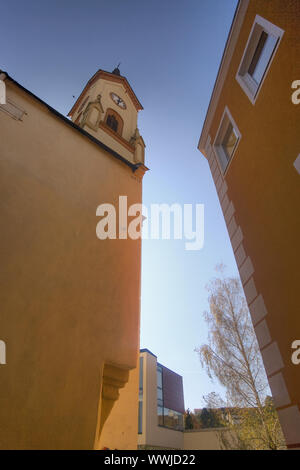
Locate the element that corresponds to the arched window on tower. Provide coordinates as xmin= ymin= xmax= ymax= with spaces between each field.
xmin=104 ymin=108 xmax=124 ymax=136
xmin=106 ymin=114 xmax=119 ymax=132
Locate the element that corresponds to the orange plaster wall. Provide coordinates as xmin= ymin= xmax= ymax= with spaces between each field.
xmin=0 ymin=80 xmax=143 ymax=449
xmin=207 ymin=0 xmax=300 ymax=423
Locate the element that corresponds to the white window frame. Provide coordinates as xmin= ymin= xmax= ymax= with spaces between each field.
xmin=0 ymin=98 xmax=26 ymax=121
xmin=0 ymin=78 xmax=6 ymax=104
xmin=213 ymin=106 xmax=241 ymax=174
xmin=236 ymin=15 xmax=284 ymax=105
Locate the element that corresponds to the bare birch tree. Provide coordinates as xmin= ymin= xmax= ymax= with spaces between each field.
xmin=196 ymin=265 xmax=285 ymax=450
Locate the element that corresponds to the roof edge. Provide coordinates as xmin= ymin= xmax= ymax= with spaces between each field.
xmin=1 ymin=70 xmax=143 ymax=172
xmin=140 ymin=348 xmax=157 ymax=358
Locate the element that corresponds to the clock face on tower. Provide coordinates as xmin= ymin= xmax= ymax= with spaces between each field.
xmin=110 ymin=92 xmax=127 ymax=109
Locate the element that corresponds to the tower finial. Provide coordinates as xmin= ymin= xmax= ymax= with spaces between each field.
xmin=112 ymin=63 xmax=121 ymax=76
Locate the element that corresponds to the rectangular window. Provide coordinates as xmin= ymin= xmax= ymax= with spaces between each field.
xmin=236 ymin=15 xmax=284 ymax=104
xmin=138 ymin=357 xmax=143 ymax=434
xmin=157 ymin=364 xmax=163 ymax=410
xmin=157 ymin=406 xmax=164 ymax=426
xmin=0 ymin=98 xmax=26 ymax=121
xmin=213 ymin=107 xmax=241 ymax=173
xmin=156 ymin=364 xmax=184 ymax=431
xmin=222 ymin=123 xmax=239 ymax=161
xmin=157 ymin=366 xmax=162 ymax=389
xmin=157 ymin=406 xmax=184 ymax=431
xmin=138 ymin=401 xmax=143 ymax=434
xmin=161 ymin=408 xmax=184 ymax=431
xmin=139 ymin=356 xmax=143 ymax=395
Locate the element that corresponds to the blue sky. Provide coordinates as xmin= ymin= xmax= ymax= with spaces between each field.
xmin=1 ymin=0 xmax=239 ymax=410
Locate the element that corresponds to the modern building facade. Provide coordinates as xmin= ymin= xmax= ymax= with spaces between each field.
xmin=0 ymin=67 xmax=147 ymax=449
xmin=198 ymin=0 xmax=300 ymax=449
xmin=138 ymin=349 xmax=185 ymax=449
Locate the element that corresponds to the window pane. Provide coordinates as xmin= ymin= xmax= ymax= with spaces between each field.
xmin=157 ymin=367 xmax=162 ymax=389
xmin=222 ymin=124 xmax=238 ymax=161
xmin=249 ymin=32 xmax=278 ymax=85
xmin=138 ymin=401 xmax=143 ymax=433
xmin=248 ymin=31 xmax=268 ymax=77
xmin=107 ymin=114 xmax=118 ymax=132
xmin=139 ymin=357 xmax=143 ymax=393
xmin=162 ymin=408 xmax=184 ymax=431
xmin=157 ymin=406 xmax=164 ymax=426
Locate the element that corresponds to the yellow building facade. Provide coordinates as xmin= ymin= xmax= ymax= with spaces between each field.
xmin=198 ymin=0 xmax=300 ymax=449
xmin=0 ymin=67 xmax=147 ymax=449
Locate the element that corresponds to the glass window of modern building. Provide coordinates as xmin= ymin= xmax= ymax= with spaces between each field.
xmin=156 ymin=363 xmax=184 ymax=431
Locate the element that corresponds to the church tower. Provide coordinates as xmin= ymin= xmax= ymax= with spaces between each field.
xmin=0 ymin=65 xmax=147 ymax=450
xmin=68 ymin=67 xmax=146 ymax=166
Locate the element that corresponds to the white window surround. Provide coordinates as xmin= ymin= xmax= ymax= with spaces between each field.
xmin=0 ymin=97 xmax=27 ymax=121
xmin=236 ymin=15 xmax=284 ymax=105
xmin=0 ymin=78 xmax=6 ymax=104
xmin=213 ymin=106 xmax=241 ymax=175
